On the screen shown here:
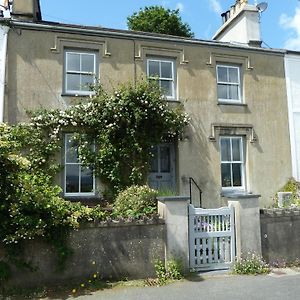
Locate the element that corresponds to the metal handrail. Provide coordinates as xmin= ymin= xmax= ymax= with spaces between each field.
xmin=189 ymin=177 xmax=202 ymax=208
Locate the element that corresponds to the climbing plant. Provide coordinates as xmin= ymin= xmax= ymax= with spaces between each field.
xmin=27 ymin=80 xmax=188 ymax=195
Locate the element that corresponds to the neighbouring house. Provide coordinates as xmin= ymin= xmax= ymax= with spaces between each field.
xmin=0 ymin=0 xmax=293 ymax=208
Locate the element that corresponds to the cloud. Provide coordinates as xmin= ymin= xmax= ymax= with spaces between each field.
xmin=280 ymin=6 xmax=300 ymax=50
xmin=208 ymin=0 xmax=222 ymax=15
xmin=176 ymin=2 xmax=184 ymax=12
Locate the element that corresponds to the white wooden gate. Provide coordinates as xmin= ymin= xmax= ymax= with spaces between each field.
xmin=189 ymin=204 xmax=236 ymax=271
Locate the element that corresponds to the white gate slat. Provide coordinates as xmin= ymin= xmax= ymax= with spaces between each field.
xmin=189 ymin=204 xmax=235 ymax=271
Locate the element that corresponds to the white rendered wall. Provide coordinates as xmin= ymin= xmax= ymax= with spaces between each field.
xmin=0 ymin=25 xmax=8 ymax=122
xmin=285 ymin=54 xmax=300 ymax=181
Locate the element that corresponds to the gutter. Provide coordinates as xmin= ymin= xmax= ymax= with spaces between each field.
xmin=0 ymin=24 xmax=8 ymax=123
xmin=9 ymin=20 xmax=286 ymax=56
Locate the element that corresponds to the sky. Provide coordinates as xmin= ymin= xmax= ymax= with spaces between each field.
xmin=3 ymin=0 xmax=300 ymax=50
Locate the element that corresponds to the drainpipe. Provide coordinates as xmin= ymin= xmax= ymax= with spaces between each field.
xmin=0 ymin=25 xmax=8 ymax=123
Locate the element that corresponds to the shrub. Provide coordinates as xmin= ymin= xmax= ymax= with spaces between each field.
xmin=113 ymin=185 xmax=158 ymax=218
xmin=232 ymin=253 xmax=270 ymax=275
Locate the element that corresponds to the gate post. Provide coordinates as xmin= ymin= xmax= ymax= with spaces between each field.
xmin=225 ymin=194 xmax=262 ymax=259
xmin=157 ymin=196 xmax=190 ymax=273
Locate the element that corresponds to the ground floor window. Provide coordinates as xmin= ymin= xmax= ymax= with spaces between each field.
xmin=220 ymin=136 xmax=245 ymax=190
xmin=64 ymin=133 xmax=95 ymax=196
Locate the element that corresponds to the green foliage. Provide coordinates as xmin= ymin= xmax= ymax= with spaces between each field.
xmin=127 ymin=6 xmax=194 ymax=38
xmin=154 ymin=259 xmax=182 ymax=285
xmin=232 ymin=253 xmax=270 ymax=275
xmin=0 ymin=261 xmax=11 ymax=282
xmin=113 ymin=185 xmax=158 ymax=218
xmin=274 ymin=178 xmax=300 ymax=207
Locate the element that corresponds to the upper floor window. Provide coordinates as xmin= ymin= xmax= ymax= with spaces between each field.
xmin=64 ymin=50 xmax=97 ymax=95
xmin=64 ymin=134 xmax=95 ymax=196
xmin=220 ymin=136 xmax=245 ymax=191
xmin=147 ymin=58 xmax=176 ymax=100
xmin=216 ymin=65 xmax=241 ymax=103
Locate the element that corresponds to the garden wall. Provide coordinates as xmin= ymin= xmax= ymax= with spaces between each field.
xmin=2 ymin=219 xmax=165 ymax=288
xmin=260 ymin=208 xmax=300 ymax=263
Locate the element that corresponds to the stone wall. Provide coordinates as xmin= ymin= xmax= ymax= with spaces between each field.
xmin=260 ymin=208 xmax=300 ymax=263
xmin=3 ymin=220 xmax=165 ymax=288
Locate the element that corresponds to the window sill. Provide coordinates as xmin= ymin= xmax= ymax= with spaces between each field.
xmin=61 ymin=93 xmax=93 ymax=97
xmin=217 ymin=102 xmax=247 ymax=107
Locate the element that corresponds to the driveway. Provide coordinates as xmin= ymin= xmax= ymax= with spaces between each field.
xmin=43 ymin=268 xmax=300 ymax=300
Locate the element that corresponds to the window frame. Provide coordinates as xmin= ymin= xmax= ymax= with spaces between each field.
xmin=64 ymin=133 xmax=96 ymax=197
xmin=220 ymin=136 xmax=245 ymax=192
xmin=216 ymin=64 xmax=242 ymax=104
xmin=64 ymin=50 xmax=98 ymax=96
xmin=147 ymin=58 xmax=176 ymax=100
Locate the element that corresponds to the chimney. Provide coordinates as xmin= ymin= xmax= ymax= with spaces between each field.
xmin=11 ymin=0 xmax=42 ymax=21
xmin=213 ymin=0 xmax=262 ymax=47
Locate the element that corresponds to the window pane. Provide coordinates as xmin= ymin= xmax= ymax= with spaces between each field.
xmin=221 ymin=138 xmax=231 ymax=161
xmin=149 ymin=147 xmax=158 ymax=172
xmin=232 ymin=139 xmax=242 ymax=161
xmin=217 ymin=84 xmax=228 ymax=100
xmin=81 ymin=54 xmax=95 ymax=73
xmin=67 ymin=53 xmax=80 ymax=71
xmin=160 ymin=146 xmax=170 ymax=173
xmin=228 ymin=68 xmax=239 ymax=83
xmin=228 ymin=85 xmax=239 ymax=100
xmin=66 ymin=73 xmax=80 ymax=91
xmin=66 ymin=165 xmax=80 ymax=193
xmin=221 ymin=163 xmax=231 ymax=187
xmin=66 ymin=136 xmax=78 ymax=163
xmin=160 ymin=80 xmax=173 ymax=97
xmin=161 ymin=61 xmax=172 ymax=79
xmin=217 ymin=66 xmax=228 ymax=82
xmin=148 ymin=60 xmax=160 ymax=77
xmin=81 ymin=75 xmax=94 ymax=91
xmin=81 ymin=167 xmax=94 ymax=193
xmin=232 ymin=163 xmax=242 ymax=186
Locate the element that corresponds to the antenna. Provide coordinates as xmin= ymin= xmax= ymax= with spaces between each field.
xmin=256 ymin=2 xmax=268 ymax=13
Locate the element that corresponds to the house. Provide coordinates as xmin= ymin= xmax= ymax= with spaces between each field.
xmin=0 ymin=0 xmax=292 ymax=208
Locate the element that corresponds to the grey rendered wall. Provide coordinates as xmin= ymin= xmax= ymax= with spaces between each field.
xmin=3 ymin=221 xmax=165 ymax=288
xmin=260 ymin=208 xmax=300 ymax=263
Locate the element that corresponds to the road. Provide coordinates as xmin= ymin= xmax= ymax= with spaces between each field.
xmin=43 ymin=269 xmax=300 ymax=300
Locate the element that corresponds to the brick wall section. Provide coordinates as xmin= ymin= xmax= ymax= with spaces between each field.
xmin=260 ymin=208 xmax=300 ymax=263
xmin=3 ymin=219 xmax=165 ymax=288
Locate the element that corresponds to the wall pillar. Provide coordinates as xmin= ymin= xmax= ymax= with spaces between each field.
xmin=225 ymin=194 xmax=262 ymax=259
xmin=158 ymin=196 xmax=190 ymax=273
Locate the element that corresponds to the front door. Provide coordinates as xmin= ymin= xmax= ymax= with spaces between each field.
xmin=148 ymin=144 xmax=176 ymax=191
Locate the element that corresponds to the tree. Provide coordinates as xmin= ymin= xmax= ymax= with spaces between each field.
xmin=127 ymin=6 xmax=194 ymax=38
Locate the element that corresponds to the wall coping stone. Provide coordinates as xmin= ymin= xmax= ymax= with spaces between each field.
xmin=157 ymin=196 xmax=190 ymax=202
xmin=79 ymin=216 xmax=164 ymax=229
xmin=260 ymin=207 xmax=300 ymax=217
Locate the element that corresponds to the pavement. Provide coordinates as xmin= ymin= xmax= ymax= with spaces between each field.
xmin=42 ymin=268 xmax=300 ymax=300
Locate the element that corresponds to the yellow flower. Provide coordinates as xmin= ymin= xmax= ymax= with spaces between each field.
xmin=93 ymin=273 xmax=97 ymax=278
xmin=81 ymin=283 xmax=85 ymax=287
xmin=72 ymin=289 xmax=76 ymax=293
xmin=92 ymin=261 xmax=96 ymax=265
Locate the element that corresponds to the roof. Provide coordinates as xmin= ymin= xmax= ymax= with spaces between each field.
xmin=3 ymin=18 xmax=286 ymax=55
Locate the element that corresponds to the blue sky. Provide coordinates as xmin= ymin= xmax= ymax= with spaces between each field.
xmin=35 ymin=1 xmax=300 ymax=50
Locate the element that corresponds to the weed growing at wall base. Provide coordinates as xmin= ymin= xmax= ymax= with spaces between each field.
xmin=232 ymin=253 xmax=270 ymax=275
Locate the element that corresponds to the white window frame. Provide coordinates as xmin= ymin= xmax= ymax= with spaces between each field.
xmin=220 ymin=136 xmax=245 ymax=192
xmin=64 ymin=133 xmax=95 ymax=197
xmin=147 ymin=58 xmax=176 ymax=100
xmin=216 ymin=64 xmax=242 ymax=103
xmin=64 ymin=50 xmax=97 ymax=96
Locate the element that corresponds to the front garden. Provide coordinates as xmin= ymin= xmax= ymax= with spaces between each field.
xmin=0 ymin=80 xmax=188 ymax=288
